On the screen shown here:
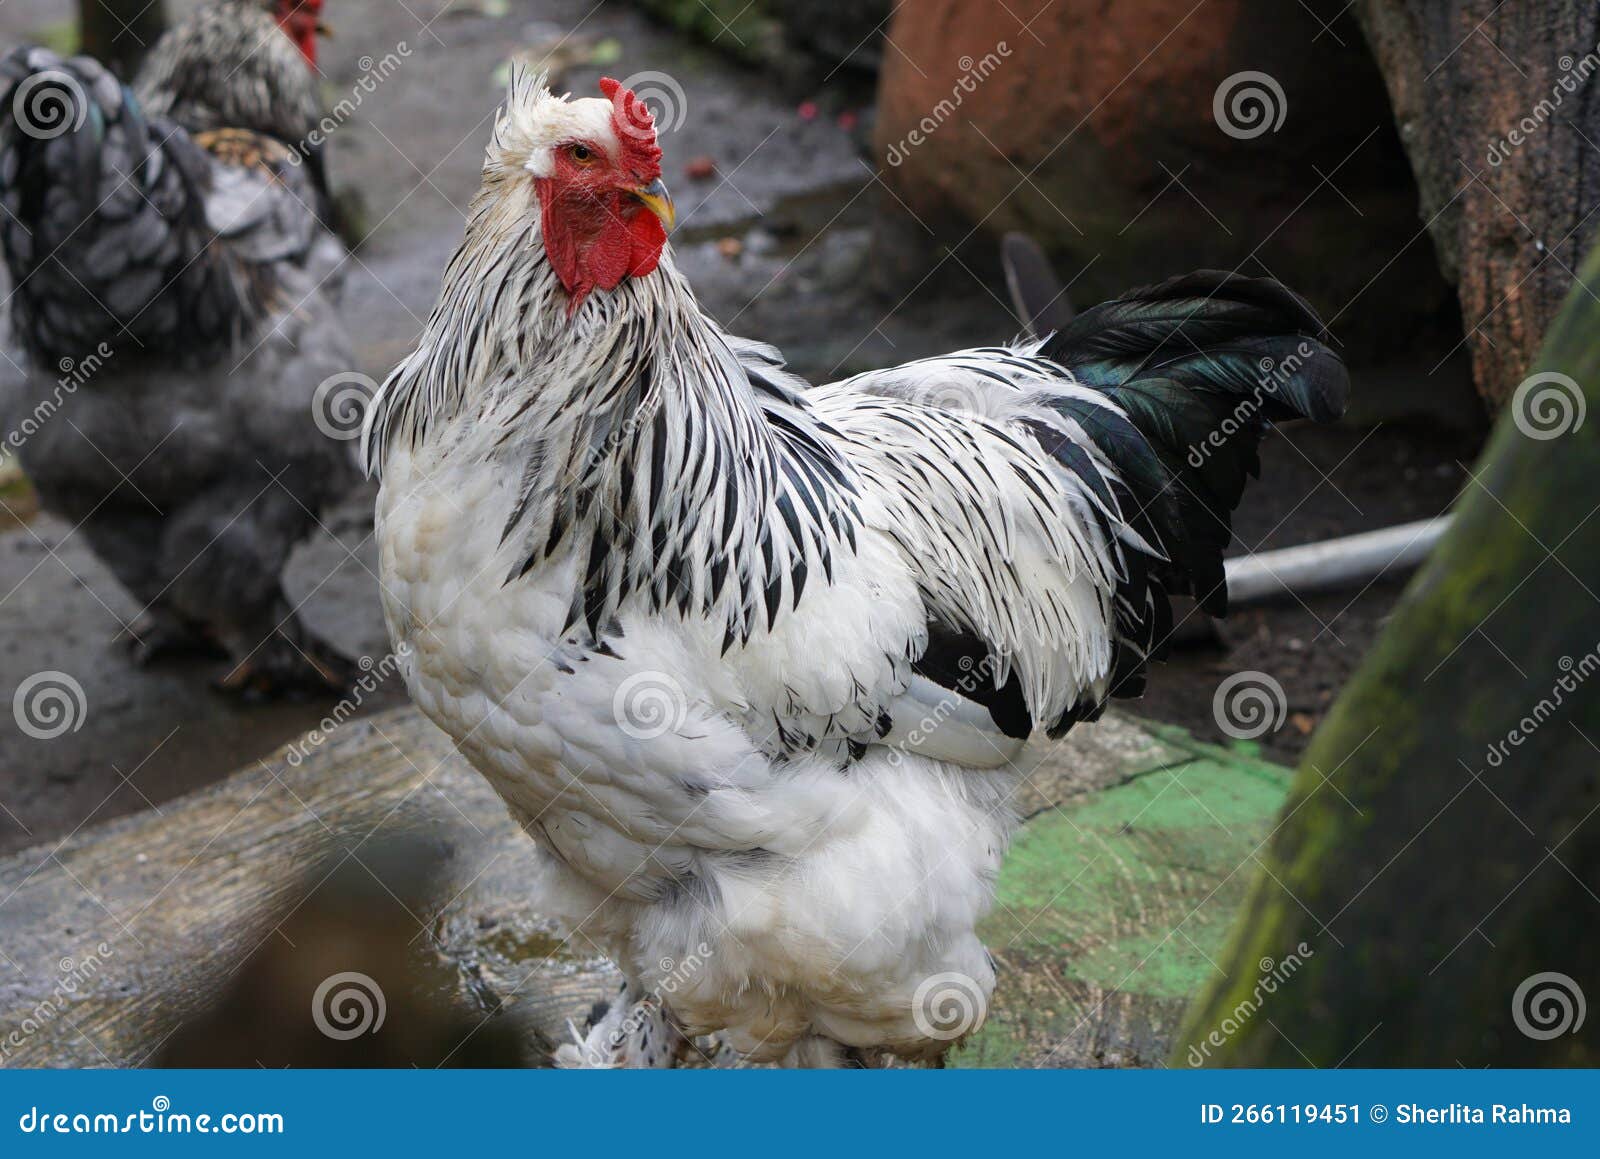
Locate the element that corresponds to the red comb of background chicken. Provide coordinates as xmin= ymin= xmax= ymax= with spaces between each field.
xmin=275 ymin=0 xmax=325 ymax=66
xmin=600 ymin=77 xmax=663 ymax=180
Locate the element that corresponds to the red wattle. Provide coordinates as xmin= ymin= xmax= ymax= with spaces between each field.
xmin=538 ymin=184 xmax=667 ymax=309
xmin=627 ymin=212 xmax=667 ymax=279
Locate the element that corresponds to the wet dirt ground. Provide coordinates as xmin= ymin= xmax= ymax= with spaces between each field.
xmin=0 ymin=0 xmax=1482 ymax=855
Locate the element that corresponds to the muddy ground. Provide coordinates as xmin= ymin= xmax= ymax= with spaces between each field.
xmin=0 ymin=0 xmax=1481 ymax=856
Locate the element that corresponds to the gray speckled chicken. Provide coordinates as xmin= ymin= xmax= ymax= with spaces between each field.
xmin=0 ymin=2 xmax=361 ymax=696
xmin=136 ymin=0 xmax=333 ymax=206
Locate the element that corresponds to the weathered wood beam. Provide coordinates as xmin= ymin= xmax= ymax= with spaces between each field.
xmin=1355 ymin=2 xmax=1600 ymax=407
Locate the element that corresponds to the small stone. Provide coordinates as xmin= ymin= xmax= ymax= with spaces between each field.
xmin=715 ymin=237 xmax=743 ymax=260
xmin=684 ymin=155 xmax=716 ymax=181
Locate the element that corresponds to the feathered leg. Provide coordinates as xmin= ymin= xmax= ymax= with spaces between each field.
xmin=781 ymin=1037 xmax=883 ymax=1068
xmin=158 ymin=480 xmax=353 ymax=698
xmin=73 ymin=507 xmax=223 ymax=663
xmin=553 ymin=979 xmax=688 ymax=1069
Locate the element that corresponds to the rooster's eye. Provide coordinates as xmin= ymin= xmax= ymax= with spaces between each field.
xmin=569 ymin=144 xmax=595 ymax=165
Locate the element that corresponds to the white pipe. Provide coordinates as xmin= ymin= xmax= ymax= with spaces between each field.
xmin=1224 ymin=516 xmax=1452 ymax=605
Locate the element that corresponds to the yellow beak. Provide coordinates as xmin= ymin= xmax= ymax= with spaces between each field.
xmin=632 ymin=178 xmax=676 ymax=231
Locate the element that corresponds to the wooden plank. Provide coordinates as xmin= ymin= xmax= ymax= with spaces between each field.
xmin=0 ymin=704 xmax=1257 ymax=1067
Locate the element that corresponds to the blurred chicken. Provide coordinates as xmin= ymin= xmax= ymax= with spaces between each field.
xmin=0 ymin=1 xmax=360 ymax=696
xmin=137 ymin=0 xmax=335 ymax=206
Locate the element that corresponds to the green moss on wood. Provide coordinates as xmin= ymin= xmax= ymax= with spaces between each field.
xmin=954 ymin=750 xmax=1292 ymax=1067
xmin=1174 ymin=238 xmax=1600 ymax=1068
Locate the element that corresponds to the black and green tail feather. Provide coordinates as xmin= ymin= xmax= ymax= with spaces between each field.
xmin=1041 ymin=270 xmax=1348 ymax=715
xmin=1045 ymin=270 xmax=1348 ymax=613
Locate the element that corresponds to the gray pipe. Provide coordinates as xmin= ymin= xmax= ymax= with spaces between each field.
xmin=1225 ymin=516 xmax=1452 ymax=606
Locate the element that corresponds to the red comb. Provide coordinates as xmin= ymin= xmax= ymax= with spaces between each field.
xmin=600 ymin=77 xmax=663 ymax=180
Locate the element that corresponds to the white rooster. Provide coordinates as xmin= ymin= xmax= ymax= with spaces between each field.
xmin=364 ymin=73 xmax=1348 ymax=1067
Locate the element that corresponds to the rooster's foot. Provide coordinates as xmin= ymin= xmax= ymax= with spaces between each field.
xmin=553 ymin=982 xmax=687 ymax=1069
xmin=212 ymin=635 xmax=355 ymax=702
